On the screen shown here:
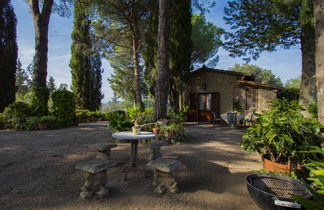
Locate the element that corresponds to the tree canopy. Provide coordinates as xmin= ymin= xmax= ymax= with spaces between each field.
xmin=191 ymin=14 xmax=223 ymax=67
xmin=229 ymin=63 xmax=283 ymax=87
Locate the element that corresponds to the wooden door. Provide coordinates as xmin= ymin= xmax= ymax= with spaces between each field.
xmin=189 ymin=93 xmax=198 ymax=121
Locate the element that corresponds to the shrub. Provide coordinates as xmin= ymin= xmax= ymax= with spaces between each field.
xmin=52 ymin=90 xmax=76 ymax=127
xmin=30 ymin=87 xmax=50 ymax=116
xmin=25 ymin=116 xmax=40 ymax=131
xmin=76 ymin=110 xmax=88 ymax=123
xmin=0 ymin=113 xmax=5 ymax=129
xmin=106 ymin=110 xmax=132 ymax=132
xmin=2 ymin=101 xmax=32 ymax=129
xmin=308 ymin=102 xmax=318 ymax=119
xmin=241 ymin=99 xmax=323 ymax=164
xmin=293 ymin=147 xmax=324 ymax=209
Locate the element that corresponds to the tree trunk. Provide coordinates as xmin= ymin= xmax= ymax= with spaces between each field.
xmin=154 ymin=0 xmax=170 ymax=120
xmin=169 ymin=81 xmax=180 ymax=112
xmin=131 ymin=33 xmax=143 ymax=109
xmin=29 ymin=0 xmax=53 ymax=87
xmin=314 ymin=0 xmax=324 ymax=124
xmin=299 ymin=2 xmax=316 ymax=117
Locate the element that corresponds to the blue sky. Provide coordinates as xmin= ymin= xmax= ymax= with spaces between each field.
xmin=12 ymin=1 xmax=301 ymax=103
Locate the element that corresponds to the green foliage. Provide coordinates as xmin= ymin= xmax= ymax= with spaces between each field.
xmin=293 ymin=147 xmax=324 ymax=209
xmin=223 ymin=0 xmax=301 ymax=61
xmin=30 ymin=87 xmax=50 ymax=116
xmin=70 ymin=1 xmax=103 ymax=111
xmin=24 ymin=116 xmax=40 ymax=131
xmin=229 ymin=64 xmax=283 ymax=87
xmin=158 ymin=122 xmax=185 ymax=143
xmin=2 ymin=101 xmax=32 ymax=130
xmin=75 ymin=109 xmax=105 ymax=123
xmin=127 ymin=107 xmax=142 ymax=121
xmin=106 ymin=110 xmax=132 ymax=133
xmin=277 ymin=89 xmax=300 ymax=101
xmin=285 ymin=77 xmax=301 ymax=89
xmin=169 ymin=0 xmax=192 ymax=111
xmin=47 ymin=76 xmax=56 ymax=93
xmin=233 ymin=99 xmax=242 ymax=112
xmin=16 ymin=59 xmax=32 ymax=95
xmin=241 ymin=99 xmax=323 ymax=163
xmin=0 ymin=0 xmax=17 ymax=112
xmin=191 ymin=14 xmax=223 ymax=67
xmin=278 ymin=77 xmax=301 ymax=101
xmin=51 ymin=89 xmax=76 ymax=127
xmin=308 ymin=102 xmax=318 ymax=119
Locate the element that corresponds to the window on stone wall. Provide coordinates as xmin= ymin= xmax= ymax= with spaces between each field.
xmin=246 ymin=88 xmax=257 ymax=110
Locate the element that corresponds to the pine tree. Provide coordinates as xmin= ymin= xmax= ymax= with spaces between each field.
xmin=0 ymin=0 xmax=17 ymax=112
xmin=47 ymin=76 xmax=56 ymax=93
xmin=169 ymin=0 xmax=192 ymax=112
xmin=154 ymin=0 xmax=170 ymax=120
xmin=16 ymin=59 xmax=30 ymax=95
xmin=224 ymin=0 xmax=316 ymax=116
xmin=70 ymin=0 xmax=103 ymax=110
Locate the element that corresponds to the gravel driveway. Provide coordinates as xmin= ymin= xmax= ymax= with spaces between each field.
xmin=0 ymin=122 xmax=261 ymax=210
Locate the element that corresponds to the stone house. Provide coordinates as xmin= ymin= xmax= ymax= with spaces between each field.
xmin=185 ymin=66 xmax=283 ymax=122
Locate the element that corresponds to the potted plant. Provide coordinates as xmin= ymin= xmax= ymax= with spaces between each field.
xmin=131 ymin=117 xmax=144 ymax=135
xmin=241 ymin=99 xmax=323 ymax=173
xmin=161 ymin=122 xmax=184 ymax=137
xmin=37 ymin=116 xmax=53 ymax=130
xmin=152 ymin=123 xmax=161 ymax=134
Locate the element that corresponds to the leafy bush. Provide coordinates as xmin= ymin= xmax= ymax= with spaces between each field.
xmin=293 ymin=147 xmax=324 ymax=209
xmin=106 ymin=110 xmax=132 ymax=132
xmin=0 ymin=113 xmax=4 ymax=129
xmin=76 ymin=110 xmax=88 ymax=123
xmin=2 ymin=101 xmax=32 ymax=129
xmin=52 ymin=90 xmax=76 ymax=127
xmin=308 ymin=102 xmax=318 ymax=119
xmin=277 ymin=88 xmax=300 ymax=101
xmin=241 ymin=99 xmax=323 ymax=163
xmin=30 ymin=87 xmax=50 ymax=116
xmin=127 ymin=107 xmax=141 ymax=121
xmin=25 ymin=116 xmax=40 ymax=131
xmin=76 ymin=109 xmax=105 ymax=123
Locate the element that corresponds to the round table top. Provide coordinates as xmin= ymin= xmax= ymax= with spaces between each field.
xmin=112 ymin=131 xmax=156 ymax=140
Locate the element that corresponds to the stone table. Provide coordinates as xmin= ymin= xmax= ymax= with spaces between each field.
xmin=112 ymin=131 xmax=156 ymax=180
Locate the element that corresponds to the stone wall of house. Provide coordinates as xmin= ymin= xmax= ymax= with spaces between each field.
xmin=258 ymin=88 xmax=277 ymax=112
xmin=189 ymin=72 xmax=240 ymax=114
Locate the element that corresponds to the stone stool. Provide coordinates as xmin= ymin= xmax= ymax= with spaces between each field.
xmin=147 ymin=158 xmax=183 ymax=194
xmin=75 ymin=159 xmax=117 ymax=199
xmin=89 ymin=142 xmax=117 ymax=160
xmin=146 ymin=141 xmax=167 ymax=161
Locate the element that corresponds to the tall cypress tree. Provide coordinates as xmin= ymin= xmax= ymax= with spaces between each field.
xmin=0 ymin=0 xmax=17 ymax=112
xmin=90 ymin=52 xmax=103 ymax=110
xmin=70 ymin=0 xmax=103 ymax=110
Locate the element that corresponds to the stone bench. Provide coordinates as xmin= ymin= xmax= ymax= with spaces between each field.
xmin=75 ymin=159 xmax=117 ymax=199
xmin=89 ymin=142 xmax=117 ymax=160
xmin=147 ymin=158 xmax=183 ymax=194
xmin=145 ymin=141 xmax=167 ymax=161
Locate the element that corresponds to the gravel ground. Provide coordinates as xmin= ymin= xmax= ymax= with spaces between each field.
xmin=0 ymin=122 xmax=262 ymax=210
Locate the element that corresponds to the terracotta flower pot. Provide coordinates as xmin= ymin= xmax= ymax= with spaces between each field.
xmin=262 ymin=155 xmax=291 ymax=173
xmin=164 ymin=130 xmax=173 ymax=137
xmin=152 ymin=127 xmax=160 ymax=134
xmin=38 ymin=123 xmax=48 ymax=130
